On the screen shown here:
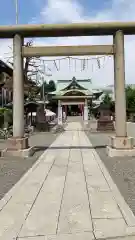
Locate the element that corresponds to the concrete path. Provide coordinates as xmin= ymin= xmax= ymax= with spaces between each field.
xmin=0 ymin=122 xmax=135 ymax=239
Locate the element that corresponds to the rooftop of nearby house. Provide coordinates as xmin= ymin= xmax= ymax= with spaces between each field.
xmin=0 ymin=60 xmax=13 ymax=76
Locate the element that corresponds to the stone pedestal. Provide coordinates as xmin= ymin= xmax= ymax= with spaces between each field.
xmin=97 ymin=119 xmax=114 ymax=131
xmin=110 ymin=136 xmax=134 ymax=149
xmin=1 ymin=137 xmax=34 ymax=158
xmin=107 ymin=136 xmax=135 ymax=157
xmin=7 ymin=137 xmax=29 ymax=150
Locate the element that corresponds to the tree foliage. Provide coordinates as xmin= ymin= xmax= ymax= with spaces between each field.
xmin=40 ymin=80 xmax=56 ymax=99
xmin=102 ymin=93 xmax=112 ymax=105
xmin=102 ymin=87 xmax=135 ymax=113
xmin=101 ymin=93 xmax=115 ymax=112
xmin=126 ymin=86 xmax=135 ymax=112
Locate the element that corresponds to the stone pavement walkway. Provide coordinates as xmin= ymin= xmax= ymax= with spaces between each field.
xmin=0 ymin=122 xmax=135 ymax=239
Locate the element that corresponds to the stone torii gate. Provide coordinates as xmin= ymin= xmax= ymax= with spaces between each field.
xmin=0 ymin=22 xmax=135 ymax=157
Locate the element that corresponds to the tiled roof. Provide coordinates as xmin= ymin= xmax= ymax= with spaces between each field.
xmin=53 ymin=78 xmax=99 ymax=95
xmin=0 ymin=59 xmax=13 ymax=76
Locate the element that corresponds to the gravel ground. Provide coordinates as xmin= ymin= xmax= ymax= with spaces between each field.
xmin=86 ymin=131 xmax=135 ymax=215
xmin=0 ymin=132 xmax=59 ymax=200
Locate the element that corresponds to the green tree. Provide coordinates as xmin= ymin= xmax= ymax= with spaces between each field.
xmin=102 ymin=93 xmax=112 ymax=105
xmin=126 ymin=86 xmax=135 ymax=112
xmin=40 ymin=80 xmax=56 ymax=99
xmin=48 ymin=80 xmax=56 ymax=91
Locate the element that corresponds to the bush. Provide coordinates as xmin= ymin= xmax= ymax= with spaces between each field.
xmin=0 ymin=108 xmax=13 ymax=128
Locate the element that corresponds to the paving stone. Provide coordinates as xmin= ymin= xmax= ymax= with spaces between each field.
xmin=54 ymin=150 xmax=70 ymax=167
xmin=126 ymin=227 xmax=135 ymax=235
xmin=81 ymin=150 xmax=96 ymax=164
xmin=11 ymin=184 xmax=42 ymax=205
xmin=68 ymin=150 xmax=82 ymax=163
xmin=11 ymin=163 xmax=55 ymax=205
xmin=19 ymin=157 xmax=69 ymax=237
xmin=57 ymin=149 xmax=92 ymax=234
xmin=86 ymin=175 xmax=110 ymax=192
xmin=93 ymin=218 xmax=127 ymax=239
xmin=109 ymin=237 xmax=135 ymax=240
xmin=24 ymin=162 xmax=53 ymax=185
xmin=0 ymin=202 xmax=31 ymax=240
xmin=84 ymin=164 xmax=104 ymax=177
xmin=39 ymin=151 xmax=56 ymax=164
xmin=18 ymin=237 xmax=45 ymax=240
xmin=48 ymin=232 xmax=94 ymax=240
xmin=81 ymin=149 xmax=110 ymax=192
xmin=89 ymin=191 xmax=122 ymax=219
xmin=119 ymin=236 xmax=135 ymax=240
xmin=18 ymin=232 xmax=94 ymax=240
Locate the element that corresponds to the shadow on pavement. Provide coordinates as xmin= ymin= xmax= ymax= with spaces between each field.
xmin=33 ymin=146 xmax=48 ymax=153
xmin=40 ymin=145 xmax=107 ymax=150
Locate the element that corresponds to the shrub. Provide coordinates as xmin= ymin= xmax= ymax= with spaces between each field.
xmin=0 ymin=108 xmax=13 ymax=128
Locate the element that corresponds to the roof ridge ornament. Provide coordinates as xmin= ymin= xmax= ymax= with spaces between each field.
xmin=72 ymin=76 xmax=76 ymax=81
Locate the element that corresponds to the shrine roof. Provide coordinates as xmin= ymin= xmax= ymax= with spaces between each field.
xmin=57 ymin=78 xmax=91 ymax=91
xmin=53 ymin=78 xmax=102 ymax=96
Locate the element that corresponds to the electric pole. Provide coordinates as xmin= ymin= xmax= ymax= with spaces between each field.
xmin=14 ymin=0 xmax=18 ymax=24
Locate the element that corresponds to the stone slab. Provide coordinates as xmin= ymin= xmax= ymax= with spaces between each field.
xmin=19 ymin=155 xmax=70 ymax=237
xmin=107 ymin=145 xmax=135 ymax=157
xmin=89 ymin=191 xmax=122 ymax=219
xmin=10 ymin=161 xmax=54 ymax=205
xmin=0 ymin=151 xmax=50 ymax=212
xmin=11 ymin=184 xmax=41 ymax=205
xmin=109 ymin=237 xmax=135 ymax=240
xmin=97 ymin=119 xmax=115 ymax=131
xmin=93 ymin=218 xmax=130 ymax=239
xmin=81 ymin=149 xmax=110 ymax=192
xmin=57 ymin=149 xmax=92 ymax=234
xmin=0 ymin=201 xmax=31 ymax=240
xmin=87 ymin=175 xmax=110 ymax=192
xmin=18 ymin=232 xmax=94 ymax=240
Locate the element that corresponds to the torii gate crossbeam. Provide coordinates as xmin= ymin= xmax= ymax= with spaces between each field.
xmin=0 ymin=21 xmax=135 ymax=37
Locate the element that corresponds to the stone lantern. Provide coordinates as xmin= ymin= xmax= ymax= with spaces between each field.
xmin=97 ymin=103 xmax=115 ymax=131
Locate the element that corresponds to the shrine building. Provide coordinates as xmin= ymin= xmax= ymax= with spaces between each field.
xmin=52 ymin=77 xmax=103 ymax=123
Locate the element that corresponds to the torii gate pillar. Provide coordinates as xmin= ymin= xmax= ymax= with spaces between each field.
xmin=2 ymin=34 xmax=33 ymax=157
xmin=107 ymin=30 xmax=135 ymax=157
